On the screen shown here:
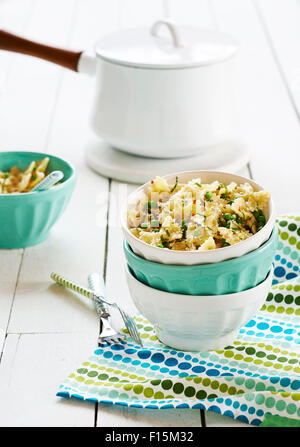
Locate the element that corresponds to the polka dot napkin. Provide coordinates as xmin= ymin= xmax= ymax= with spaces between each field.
xmin=57 ymin=216 xmax=300 ymax=426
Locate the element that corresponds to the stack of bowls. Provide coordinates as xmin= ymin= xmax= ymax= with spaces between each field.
xmin=122 ymin=171 xmax=277 ymax=351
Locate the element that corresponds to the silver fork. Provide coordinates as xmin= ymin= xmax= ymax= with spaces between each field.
xmin=87 ymin=273 xmax=125 ymax=345
xmin=51 ymin=272 xmax=143 ymax=347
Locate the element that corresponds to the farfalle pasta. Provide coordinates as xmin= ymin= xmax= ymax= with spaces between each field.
xmin=0 ymin=157 xmax=50 ymax=194
xmin=127 ymin=176 xmax=270 ymax=251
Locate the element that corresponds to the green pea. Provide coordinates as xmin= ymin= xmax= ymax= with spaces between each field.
xmin=205 ymin=191 xmax=213 ymax=201
xmin=150 ymin=219 xmax=159 ymax=228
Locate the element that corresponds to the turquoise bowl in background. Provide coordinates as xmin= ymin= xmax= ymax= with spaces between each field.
xmin=0 ymin=151 xmax=76 ymax=248
xmin=124 ymin=228 xmax=278 ymax=295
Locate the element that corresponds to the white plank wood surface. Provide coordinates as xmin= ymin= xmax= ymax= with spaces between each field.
xmin=256 ymin=0 xmax=300 ymax=117
xmin=0 ymin=0 xmax=299 ymax=428
xmin=0 ymin=0 xmax=37 ymax=355
xmin=0 ymin=250 xmax=22 ymax=354
xmin=0 ymin=0 xmax=34 ymax=77
xmin=211 ymin=0 xmax=300 ymax=214
xmin=0 ymin=333 xmax=97 ymax=426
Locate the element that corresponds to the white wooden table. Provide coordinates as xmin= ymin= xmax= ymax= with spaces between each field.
xmin=0 ymin=0 xmax=299 ymax=427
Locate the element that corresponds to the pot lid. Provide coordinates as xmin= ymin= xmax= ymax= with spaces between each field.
xmin=95 ymin=19 xmax=238 ymax=69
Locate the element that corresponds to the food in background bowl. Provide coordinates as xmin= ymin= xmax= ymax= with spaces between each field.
xmin=0 ymin=157 xmax=52 ymax=194
xmin=121 ymin=171 xmax=275 ymax=265
xmin=127 ymin=175 xmax=270 ymax=251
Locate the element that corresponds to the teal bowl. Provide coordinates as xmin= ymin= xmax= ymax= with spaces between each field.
xmin=0 ymin=151 xmax=76 ymax=248
xmin=124 ymin=228 xmax=278 ymax=295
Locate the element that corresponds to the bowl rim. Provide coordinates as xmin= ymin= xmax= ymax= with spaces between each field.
xmin=122 ymin=169 xmax=275 ymax=256
xmin=124 ymin=226 xmax=278 ymax=270
xmin=126 ymin=262 xmax=273 ymax=300
xmin=0 ymin=151 xmax=76 ymax=198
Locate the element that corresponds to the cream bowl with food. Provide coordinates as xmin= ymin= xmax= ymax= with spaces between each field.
xmin=122 ymin=170 xmax=275 ymax=265
xmin=0 ymin=151 xmax=76 ymax=248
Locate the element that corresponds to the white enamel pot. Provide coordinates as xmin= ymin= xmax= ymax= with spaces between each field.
xmin=0 ymin=20 xmax=239 ymax=158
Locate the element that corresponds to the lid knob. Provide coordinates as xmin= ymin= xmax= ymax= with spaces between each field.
xmin=150 ymin=19 xmax=184 ymax=48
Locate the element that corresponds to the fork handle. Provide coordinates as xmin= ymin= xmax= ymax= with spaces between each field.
xmin=88 ymin=273 xmax=109 ymax=317
xmin=88 ymin=273 xmax=106 ymax=297
xmin=51 ymin=272 xmax=97 ymax=302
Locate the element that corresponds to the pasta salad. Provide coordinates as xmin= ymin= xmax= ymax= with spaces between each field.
xmin=0 ymin=158 xmax=50 ymax=194
xmin=127 ymin=176 xmax=270 ymax=251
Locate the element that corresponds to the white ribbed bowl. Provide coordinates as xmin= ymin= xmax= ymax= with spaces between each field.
xmin=121 ymin=170 xmax=275 ymax=265
xmin=126 ymin=265 xmax=273 ymax=351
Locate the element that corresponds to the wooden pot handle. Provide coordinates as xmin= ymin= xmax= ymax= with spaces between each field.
xmin=0 ymin=29 xmax=83 ymax=72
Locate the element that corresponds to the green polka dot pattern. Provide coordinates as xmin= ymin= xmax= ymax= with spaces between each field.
xmin=58 ymin=217 xmax=300 ymax=427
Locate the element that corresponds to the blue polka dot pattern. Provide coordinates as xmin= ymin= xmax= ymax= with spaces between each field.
xmin=274 ymin=266 xmax=286 ymax=278
xmin=137 ymin=350 xmax=151 ymax=359
xmin=165 ymin=358 xmax=178 ymax=367
xmin=151 ymin=353 xmax=164 ymax=363
xmin=111 ymin=344 xmax=125 ymax=351
xmin=178 ymin=362 xmax=191 ymax=370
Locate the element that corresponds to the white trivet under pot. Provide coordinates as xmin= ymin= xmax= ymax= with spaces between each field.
xmin=85 ymin=138 xmax=250 ymax=184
